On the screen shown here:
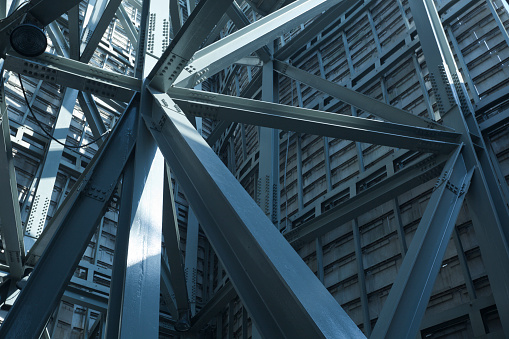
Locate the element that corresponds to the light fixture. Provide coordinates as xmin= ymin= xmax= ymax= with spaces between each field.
xmin=174 ymin=312 xmax=191 ymax=332
xmin=10 ymin=23 xmax=47 ymax=57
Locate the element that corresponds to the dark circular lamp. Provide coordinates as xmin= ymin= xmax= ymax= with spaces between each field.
xmin=10 ymin=23 xmax=47 ymax=57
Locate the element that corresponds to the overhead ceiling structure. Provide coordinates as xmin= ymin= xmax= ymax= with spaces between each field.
xmin=0 ymin=0 xmax=508 ymax=338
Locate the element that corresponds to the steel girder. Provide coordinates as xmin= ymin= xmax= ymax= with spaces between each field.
xmin=407 ymin=0 xmax=509 ymax=335
xmin=0 ymin=64 xmax=24 ymax=279
xmin=272 ymin=60 xmax=450 ymax=131
xmin=144 ymin=88 xmax=366 ymax=338
xmin=371 ymin=146 xmax=474 ymax=338
xmin=1 ymin=0 xmax=507 ymax=337
xmin=170 ymin=0 xmax=352 ymax=89
xmin=4 ymin=54 xmax=139 ymax=102
xmin=162 ymin=164 xmax=191 ymax=318
xmin=0 ymin=96 xmax=138 ymax=338
xmin=167 ymin=86 xmax=460 ymax=154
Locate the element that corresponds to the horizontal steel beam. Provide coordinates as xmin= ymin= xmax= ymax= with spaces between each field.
xmin=284 ymin=151 xmax=449 ymax=247
xmin=4 ymin=53 xmax=140 ymax=102
xmin=167 ymin=87 xmax=461 ymax=154
xmin=145 ymin=89 xmax=366 ymax=339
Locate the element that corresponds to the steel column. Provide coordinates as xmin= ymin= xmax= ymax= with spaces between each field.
xmin=0 ymin=70 xmax=24 ymax=279
xmin=119 ymin=120 xmax=164 ymax=339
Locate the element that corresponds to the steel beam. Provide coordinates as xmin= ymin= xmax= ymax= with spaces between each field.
xmin=68 ymin=4 xmax=80 ymax=60
xmin=145 ymin=89 xmax=366 ymax=339
xmin=0 ymin=95 xmax=138 ymax=339
xmin=4 ymin=53 xmax=140 ymax=101
xmin=185 ymin=208 xmax=199 ymax=315
xmin=410 ymin=0 xmax=509 ymax=333
xmin=104 ymin=152 xmax=135 ymax=339
xmin=273 ymin=60 xmax=450 ymax=131
xmin=80 ymin=0 xmax=123 ymax=63
xmin=77 ymin=91 xmax=108 ymax=143
xmin=162 ymin=164 xmax=190 ymax=319
xmin=116 ymin=4 xmax=139 ymax=48
xmin=161 ymin=257 xmax=179 ymax=318
xmin=47 ymin=22 xmax=70 ymax=58
xmin=172 ymin=0 xmax=350 ymax=89
xmin=225 ymin=2 xmax=271 ymax=62
xmin=371 ymin=146 xmax=474 ymax=338
xmin=285 ymin=152 xmax=449 ymax=247
xmin=0 ymin=69 xmax=24 ymax=279
xmin=62 ymin=286 xmax=109 ymax=313
xmin=28 ymin=0 xmax=82 ymax=26
xmin=24 ymin=88 xmax=79 ymax=252
xmin=148 ymin=0 xmax=235 ymax=91
xmin=169 ymin=0 xmax=182 ymax=37
xmin=119 ymin=119 xmax=164 ymax=339
xmin=167 ymin=87 xmax=460 ymax=154
xmin=274 ymin=0 xmax=356 ymax=61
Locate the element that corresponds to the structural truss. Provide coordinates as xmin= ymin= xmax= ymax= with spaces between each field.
xmin=0 ymin=0 xmax=508 ymax=338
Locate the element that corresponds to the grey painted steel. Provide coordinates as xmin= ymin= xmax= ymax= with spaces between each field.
xmin=78 ymin=91 xmax=107 ymax=143
xmin=4 ymin=54 xmax=137 ymax=102
xmin=371 ymin=146 xmax=474 ymax=339
xmin=225 ymin=2 xmax=271 ymax=62
xmin=273 ymin=0 xmax=357 ymax=61
xmin=410 ymin=0 xmax=509 ymax=333
xmin=119 ymin=120 xmax=164 ymax=339
xmin=172 ymin=0 xmax=350 ymax=89
xmin=47 ymin=22 xmax=70 ymax=58
xmin=0 ymin=74 xmax=24 ymax=279
xmin=104 ymin=152 xmax=135 ymax=339
xmin=116 ymin=4 xmax=139 ymax=48
xmin=25 ymin=126 xmax=112 ymax=266
xmin=80 ymin=0 xmax=123 ymax=63
xmin=0 ymin=96 xmax=138 ymax=339
xmin=184 ymin=208 xmax=199 ymax=315
xmin=285 ymin=152 xmax=449 ymax=247
xmin=28 ymin=0 xmax=82 ymax=26
xmin=68 ymin=4 xmax=80 ymax=60
xmin=189 ymin=280 xmax=237 ymax=331
xmin=162 ymin=164 xmax=190 ymax=318
xmin=169 ymin=0 xmax=182 ymax=38
xmin=352 ymin=218 xmax=371 ymax=336
xmin=167 ymin=87 xmax=460 ymax=154
xmin=24 ymin=88 xmax=78 ymax=251
xmin=257 ymin=60 xmax=279 ymax=224
xmin=145 ymin=89 xmax=366 ymax=339
xmin=273 ymin=60 xmax=450 ymax=131
xmin=62 ymin=286 xmax=109 ymax=313
xmin=161 ymin=257 xmax=179 ymax=317
xmin=148 ymin=0 xmax=235 ymax=91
